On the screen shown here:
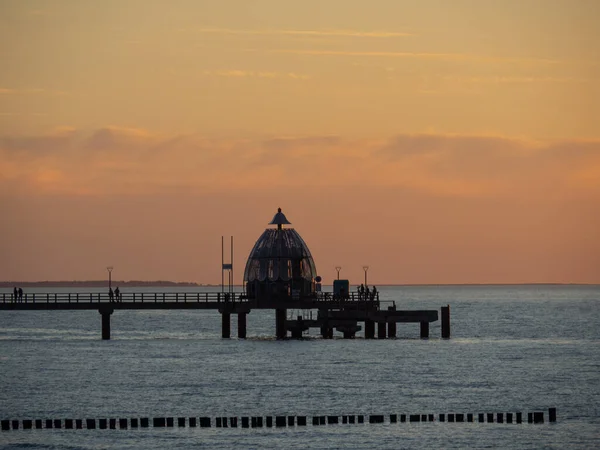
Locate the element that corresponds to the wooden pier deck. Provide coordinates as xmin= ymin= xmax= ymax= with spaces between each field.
xmin=0 ymin=292 xmax=449 ymax=340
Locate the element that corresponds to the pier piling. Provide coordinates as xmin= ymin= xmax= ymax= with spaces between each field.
xmin=388 ymin=321 xmax=396 ymax=338
xmin=99 ymin=306 xmax=114 ymax=340
xmin=237 ymin=313 xmax=247 ymax=339
xmin=420 ymin=321 xmax=429 ymax=339
xmin=441 ymin=305 xmax=450 ymax=338
xmin=364 ymin=319 xmax=375 ymax=339
xmin=377 ymin=322 xmax=386 ymax=339
xmin=221 ymin=313 xmax=231 ymax=339
xmin=275 ymin=309 xmax=287 ymax=339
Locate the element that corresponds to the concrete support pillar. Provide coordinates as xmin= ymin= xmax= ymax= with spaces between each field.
xmin=99 ymin=306 xmax=114 ymax=340
xmin=377 ymin=322 xmax=387 ymax=339
xmin=441 ymin=305 xmax=450 ymax=338
xmin=222 ymin=312 xmax=231 ymax=339
xmin=291 ymin=328 xmax=303 ymax=339
xmin=420 ymin=321 xmax=429 ymax=338
xmin=291 ymin=315 xmax=304 ymax=339
xmin=237 ymin=313 xmax=247 ymax=339
xmin=321 ymin=325 xmax=333 ymax=339
xmin=343 ymin=331 xmax=354 ymax=339
xmin=275 ymin=309 xmax=287 ymax=339
xmin=364 ymin=319 xmax=375 ymax=339
xmin=388 ymin=321 xmax=397 ymax=338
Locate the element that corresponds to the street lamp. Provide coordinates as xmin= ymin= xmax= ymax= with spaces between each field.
xmin=362 ymin=265 xmax=369 ymax=287
xmin=107 ymin=266 xmax=113 ymax=289
xmin=335 ymin=266 xmax=342 ymax=280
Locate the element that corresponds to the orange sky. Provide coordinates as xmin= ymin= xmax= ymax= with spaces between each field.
xmin=1 ymin=0 xmax=599 ymax=284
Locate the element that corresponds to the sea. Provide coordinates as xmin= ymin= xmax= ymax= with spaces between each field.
xmin=0 ymin=284 xmax=598 ymax=449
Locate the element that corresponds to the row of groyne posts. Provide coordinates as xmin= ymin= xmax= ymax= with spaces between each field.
xmin=2 ymin=408 xmax=557 ymax=431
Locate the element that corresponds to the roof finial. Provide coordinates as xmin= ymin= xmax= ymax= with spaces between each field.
xmin=269 ymin=208 xmax=292 ymax=228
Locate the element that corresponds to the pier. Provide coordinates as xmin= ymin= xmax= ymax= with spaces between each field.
xmin=0 ymin=291 xmax=449 ymax=340
xmin=0 ymin=209 xmax=451 ymax=340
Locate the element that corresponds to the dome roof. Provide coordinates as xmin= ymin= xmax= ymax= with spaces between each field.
xmin=243 ymin=209 xmax=317 ymax=282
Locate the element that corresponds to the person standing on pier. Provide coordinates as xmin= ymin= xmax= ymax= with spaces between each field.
xmin=371 ymin=286 xmax=378 ymax=301
xmin=114 ymin=287 xmax=120 ymax=302
xmin=13 ymin=287 xmax=17 ymax=303
xmin=18 ymin=287 xmax=23 ymax=302
xmin=108 ymin=287 xmax=114 ymax=303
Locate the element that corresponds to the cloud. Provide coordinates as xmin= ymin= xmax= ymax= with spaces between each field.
xmin=248 ymin=48 xmax=562 ymax=65
xmin=84 ymin=126 xmax=155 ymax=151
xmin=202 ymin=70 xmax=310 ymax=80
xmin=0 ymin=88 xmax=69 ymax=96
xmin=0 ymin=127 xmax=76 ymax=154
xmin=187 ymin=27 xmax=414 ymax=38
xmin=440 ymin=75 xmax=590 ymax=85
xmin=1 ymin=128 xmax=598 ymax=200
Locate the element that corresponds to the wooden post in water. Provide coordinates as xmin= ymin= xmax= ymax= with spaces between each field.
xmin=441 ymin=305 xmax=451 ymax=338
xmin=275 ymin=309 xmax=287 ymax=339
xmin=237 ymin=313 xmax=247 ymax=339
xmin=420 ymin=321 xmax=429 ymax=339
xmin=364 ymin=319 xmax=375 ymax=339
xmin=377 ymin=322 xmax=387 ymax=339
xmin=221 ymin=312 xmax=231 ymax=339
xmin=388 ymin=321 xmax=396 ymax=338
xmin=99 ymin=306 xmax=114 ymax=340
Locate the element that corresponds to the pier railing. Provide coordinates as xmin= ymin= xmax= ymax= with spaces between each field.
xmin=1 ymin=291 xmax=379 ymax=306
xmin=1 ymin=292 xmax=245 ymax=305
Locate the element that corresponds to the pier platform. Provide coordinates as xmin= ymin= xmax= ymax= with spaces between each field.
xmin=0 ymin=292 xmax=449 ymax=341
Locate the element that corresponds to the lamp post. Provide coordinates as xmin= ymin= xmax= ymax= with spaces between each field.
xmin=107 ymin=266 xmax=113 ymax=289
xmin=362 ymin=265 xmax=369 ymax=287
xmin=335 ymin=266 xmax=342 ymax=280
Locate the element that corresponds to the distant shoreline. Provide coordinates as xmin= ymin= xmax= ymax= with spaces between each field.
xmin=0 ymin=281 xmax=596 ymax=288
xmin=0 ymin=281 xmax=202 ymax=288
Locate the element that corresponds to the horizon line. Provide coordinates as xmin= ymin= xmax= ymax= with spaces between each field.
xmin=0 ymin=280 xmax=598 ymax=287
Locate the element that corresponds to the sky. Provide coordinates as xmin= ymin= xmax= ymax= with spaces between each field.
xmin=1 ymin=0 xmax=599 ymax=284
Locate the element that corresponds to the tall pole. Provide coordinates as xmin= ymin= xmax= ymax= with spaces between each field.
xmin=107 ymin=266 xmax=113 ymax=289
xmin=221 ymin=236 xmax=224 ymax=293
xmin=363 ymin=265 xmax=369 ymax=286
xmin=335 ymin=266 xmax=341 ymax=280
xmin=231 ymin=236 xmax=234 ymax=295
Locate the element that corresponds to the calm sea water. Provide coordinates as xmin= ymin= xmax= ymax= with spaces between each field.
xmin=1 ymin=285 xmax=599 ymax=449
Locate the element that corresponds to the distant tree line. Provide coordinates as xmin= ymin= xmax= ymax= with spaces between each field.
xmin=0 ymin=280 xmax=202 ymax=287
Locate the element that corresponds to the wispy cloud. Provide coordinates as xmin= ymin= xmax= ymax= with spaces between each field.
xmin=445 ymin=75 xmax=590 ymax=84
xmin=0 ymin=88 xmax=69 ymax=96
xmin=187 ymin=27 xmax=413 ymax=38
xmin=250 ymin=49 xmax=562 ymax=65
xmin=202 ymin=70 xmax=310 ymax=80
xmin=2 ymin=129 xmax=599 ymax=199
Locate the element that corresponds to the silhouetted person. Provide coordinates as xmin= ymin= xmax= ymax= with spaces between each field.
xmin=18 ymin=287 xmax=23 ymax=303
xmin=109 ymin=287 xmax=114 ymax=302
xmin=371 ymin=286 xmax=378 ymax=301
xmin=114 ymin=287 xmax=120 ymax=302
xmin=13 ymin=287 xmax=17 ymax=303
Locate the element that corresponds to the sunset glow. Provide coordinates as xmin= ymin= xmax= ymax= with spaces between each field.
xmin=1 ymin=0 xmax=599 ymax=284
